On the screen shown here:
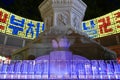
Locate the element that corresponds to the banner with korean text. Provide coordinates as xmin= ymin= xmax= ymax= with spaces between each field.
xmin=82 ymin=9 xmax=120 ymax=38
xmin=0 ymin=8 xmax=44 ymax=39
xmin=0 ymin=8 xmax=120 ymax=39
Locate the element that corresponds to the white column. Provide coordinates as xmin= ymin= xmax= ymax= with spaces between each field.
xmin=4 ymin=35 xmax=8 ymax=45
xmin=22 ymin=39 xmax=26 ymax=47
xmin=1 ymin=35 xmax=8 ymax=55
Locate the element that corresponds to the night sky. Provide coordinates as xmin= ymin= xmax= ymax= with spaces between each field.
xmin=0 ymin=0 xmax=120 ymax=21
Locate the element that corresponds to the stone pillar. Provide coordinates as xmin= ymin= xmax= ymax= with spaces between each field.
xmin=38 ymin=0 xmax=87 ymax=32
xmin=3 ymin=36 xmax=8 ymax=45
xmin=1 ymin=35 xmax=8 ymax=55
xmin=22 ymin=39 xmax=26 ymax=47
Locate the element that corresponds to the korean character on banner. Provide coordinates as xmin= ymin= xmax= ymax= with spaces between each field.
xmin=35 ymin=22 xmax=44 ymax=38
xmin=6 ymin=14 xmax=25 ymax=36
xmin=41 ymin=23 xmax=45 ymax=32
xmin=112 ymin=9 xmax=120 ymax=33
xmin=113 ymin=9 xmax=120 ymax=24
xmin=89 ymin=30 xmax=99 ymax=39
xmin=89 ymin=19 xmax=99 ymax=38
xmin=85 ymin=29 xmax=97 ymax=39
xmin=25 ymin=20 xmax=45 ymax=39
xmin=82 ymin=19 xmax=97 ymax=31
xmin=114 ymin=23 xmax=120 ymax=34
xmin=98 ymin=16 xmax=112 ymax=34
xmin=25 ymin=21 xmax=35 ymax=39
xmin=82 ymin=19 xmax=99 ymax=38
xmin=0 ymin=9 xmax=8 ymax=23
xmin=82 ymin=20 xmax=91 ymax=31
xmin=89 ymin=20 xmax=96 ymax=29
xmin=35 ymin=22 xmax=40 ymax=38
xmin=97 ymin=14 xmax=114 ymax=37
xmin=0 ymin=8 xmax=10 ymax=33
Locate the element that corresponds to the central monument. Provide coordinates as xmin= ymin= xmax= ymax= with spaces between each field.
xmin=39 ymin=0 xmax=86 ymax=32
xmin=12 ymin=0 xmax=116 ymax=60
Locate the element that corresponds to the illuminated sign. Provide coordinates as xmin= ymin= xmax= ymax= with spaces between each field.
xmin=0 ymin=8 xmax=120 ymax=39
xmin=82 ymin=9 xmax=120 ymax=38
xmin=0 ymin=8 xmax=44 ymax=39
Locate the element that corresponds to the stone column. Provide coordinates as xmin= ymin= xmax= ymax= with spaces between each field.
xmin=22 ymin=39 xmax=26 ymax=47
xmin=3 ymin=36 xmax=8 ymax=45
xmin=38 ymin=0 xmax=87 ymax=32
xmin=1 ymin=35 xmax=8 ymax=55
